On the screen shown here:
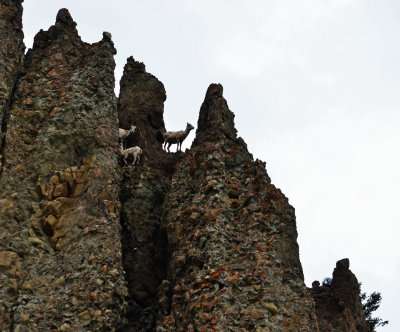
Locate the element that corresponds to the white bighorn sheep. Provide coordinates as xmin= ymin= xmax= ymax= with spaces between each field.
xmin=119 ymin=125 xmax=136 ymax=149
xmin=163 ymin=123 xmax=194 ymax=152
xmin=120 ymin=145 xmax=142 ymax=165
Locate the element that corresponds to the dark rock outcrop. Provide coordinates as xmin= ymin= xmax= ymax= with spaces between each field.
xmin=117 ymin=57 xmax=182 ymax=331
xmin=0 ymin=0 xmax=25 ymax=168
xmin=0 ymin=9 xmax=126 ymax=331
xmin=118 ymin=57 xmax=171 ymax=169
xmin=309 ymin=259 xmax=370 ymax=332
xmin=159 ymin=84 xmax=319 ymax=331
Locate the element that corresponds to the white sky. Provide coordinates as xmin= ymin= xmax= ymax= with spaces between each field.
xmin=23 ymin=1 xmax=399 ymax=330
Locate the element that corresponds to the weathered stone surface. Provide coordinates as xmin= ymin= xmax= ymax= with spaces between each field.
xmin=117 ymin=58 xmax=182 ymax=331
xmin=117 ymin=56 xmax=172 ymax=169
xmin=0 ymin=3 xmax=375 ymax=331
xmin=0 ymin=0 xmax=25 ymax=163
xmin=0 ymin=8 xmax=126 ymax=331
xmin=309 ymin=259 xmax=370 ymax=332
xmin=160 ymin=84 xmax=319 ymax=331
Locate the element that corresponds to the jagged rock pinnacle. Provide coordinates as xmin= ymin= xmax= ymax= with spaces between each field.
xmin=118 ymin=56 xmax=170 ymax=168
xmin=55 ymin=8 xmax=77 ymax=28
xmin=31 ymin=8 xmax=80 ymax=51
xmin=194 ymin=83 xmax=237 ymax=146
xmin=335 ymin=257 xmax=350 ymax=270
xmin=124 ymin=56 xmax=146 ymax=74
xmin=309 ymin=258 xmax=370 ymax=332
xmin=102 ymin=31 xmax=112 ymax=41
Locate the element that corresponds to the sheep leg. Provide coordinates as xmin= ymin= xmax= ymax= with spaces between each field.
xmin=167 ymin=142 xmax=171 ymax=153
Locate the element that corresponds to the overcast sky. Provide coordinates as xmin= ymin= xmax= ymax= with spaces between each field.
xmin=23 ymin=1 xmax=399 ymax=330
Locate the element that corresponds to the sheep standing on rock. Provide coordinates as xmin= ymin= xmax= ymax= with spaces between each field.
xmin=163 ymin=123 xmax=194 ymax=152
xmin=120 ymin=145 xmax=142 ymax=166
xmin=119 ymin=125 xmax=136 ymax=149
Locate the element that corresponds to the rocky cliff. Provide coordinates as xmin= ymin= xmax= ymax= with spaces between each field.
xmin=0 ymin=3 xmax=371 ymax=332
xmin=309 ymin=259 xmax=370 ymax=332
xmin=0 ymin=6 xmax=125 ymax=331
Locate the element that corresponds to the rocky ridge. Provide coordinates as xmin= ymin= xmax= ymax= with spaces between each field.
xmin=0 ymin=3 xmax=372 ymax=332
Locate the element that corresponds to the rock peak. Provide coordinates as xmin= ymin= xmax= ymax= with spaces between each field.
xmin=193 ymin=83 xmax=237 ymax=146
xmin=55 ymin=8 xmax=77 ymax=28
xmin=124 ymin=56 xmax=146 ymax=74
xmin=335 ymin=258 xmax=350 ymax=270
xmin=309 ymin=258 xmax=370 ymax=332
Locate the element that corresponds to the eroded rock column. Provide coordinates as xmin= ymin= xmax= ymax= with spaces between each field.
xmin=0 ymin=9 xmax=126 ymax=331
xmin=161 ymin=84 xmax=319 ymax=331
xmin=309 ymin=259 xmax=370 ymax=332
xmin=117 ymin=57 xmax=181 ymax=331
xmin=0 ymin=0 xmax=25 ymax=169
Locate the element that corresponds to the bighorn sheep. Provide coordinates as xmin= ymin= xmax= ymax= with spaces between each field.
xmin=120 ymin=145 xmax=142 ymax=165
xmin=119 ymin=125 xmax=136 ymax=149
xmin=163 ymin=123 xmax=194 ymax=152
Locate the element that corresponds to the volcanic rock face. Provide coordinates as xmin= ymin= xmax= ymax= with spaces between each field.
xmin=0 ymin=7 xmax=125 ymax=331
xmin=158 ymin=84 xmax=319 ymax=331
xmin=117 ymin=57 xmax=181 ymax=331
xmin=309 ymin=259 xmax=370 ymax=332
xmin=0 ymin=4 xmax=373 ymax=332
xmin=0 ymin=0 xmax=25 ymax=167
xmin=118 ymin=56 xmax=169 ymax=168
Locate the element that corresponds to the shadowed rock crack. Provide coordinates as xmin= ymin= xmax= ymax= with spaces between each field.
xmin=0 ymin=73 xmax=22 ymax=176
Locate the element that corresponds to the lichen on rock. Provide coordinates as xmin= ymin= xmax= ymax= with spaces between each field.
xmin=160 ymin=83 xmax=319 ymax=331
xmin=0 ymin=8 xmax=125 ymax=331
xmin=0 ymin=3 xmax=375 ymax=332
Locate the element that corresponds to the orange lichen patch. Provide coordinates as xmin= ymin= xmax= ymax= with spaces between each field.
xmin=205 ymin=183 xmax=216 ymax=192
xmin=202 ymin=312 xmax=213 ymax=320
xmin=212 ymin=210 xmax=219 ymax=220
xmin=21 ymin=97 xmax=33 ymax=106
xmin=93 ymin=168 xmax=102 ymax=177
xmin=228 ymin=273 xmax=239 ymax=282
xmin=232 ymin=253 xmax=252 ymax=263
xmin=228 ymin=198 xmax=240 ymax=208
xmin=211 ymin=316 xmax=220 ymax=325
xmin=47 ymin=69 xmax=58 ymax=78
xmin=83 ymin=290 xmax=99 ymax=301
xmin=200 ymin=283 xmax=212 ymax=289
xmin=202 ymin=301 xmax=216 ymax=309
xmin=210 ymin=270 xmax=222 ymax=280
xmin=49 ymin=107 xmax=57 ymax=117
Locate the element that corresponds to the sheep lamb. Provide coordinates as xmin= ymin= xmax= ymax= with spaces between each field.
xmin=120 ymin=145 xmax=142 ymax=165
xmin=119 ymin=125 xmax=136 ymax=149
